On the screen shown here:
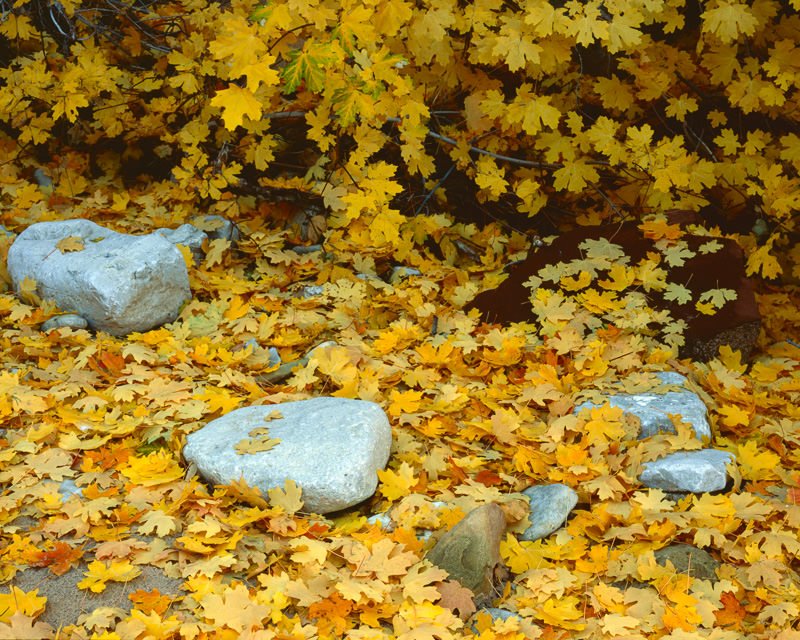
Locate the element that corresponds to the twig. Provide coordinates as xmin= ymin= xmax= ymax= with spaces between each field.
xmin=592 ymin=184 xmax=628 ymax=221
xmin=414 ymin=164 xmax=455 ymax=215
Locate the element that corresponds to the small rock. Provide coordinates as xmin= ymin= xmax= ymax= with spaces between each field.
xmin=156 ymin=224 xmax=208 ymax=264
xmin=426 ymin=503 xmax=506 ymax=596
xmin=389 ymin=266 xmax=422 ymax=284
xmin=301 ymin=285 xmax=325 ymax=298
xmin=640 ymin=449 xmax=734 ymax=493
xmin=520 ymin=484 xmax=578 ymax=541
xmin=366 ymin=513 xmax=393 ymax=530
xmin=471 ymin=606 xmax=538 ymax=636
xmin=192 ymin=215 xmax=241 ymax=243
xmin=7 ymin=220 xmax=190 ymax=336
xmin=654 ymin=543 xmax=720 ymax=582
xmin=42 ymin=314 xmax=88 ymax=331
xmin=576 ymin=372 xmax=711 ymax=440
xmin=58 ymin=478 xmax=83 ymax=499
xmin=183 ymin=397 xmax=392 ymax=514
xmin=291 ymin=244 xmax=322 ymax=255
xmin=480 ymin=607 xmax=519 ymax=623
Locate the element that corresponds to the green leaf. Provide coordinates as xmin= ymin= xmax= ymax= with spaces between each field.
xmin=281 ymin=41 xmax=336 ymax=93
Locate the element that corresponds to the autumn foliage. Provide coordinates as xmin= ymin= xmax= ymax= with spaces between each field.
xmin=0 ymin=0 xmax=799 ymax=638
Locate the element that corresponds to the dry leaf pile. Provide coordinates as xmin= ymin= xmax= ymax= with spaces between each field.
xmin=0 ymin=204 xmax=799 ymax=640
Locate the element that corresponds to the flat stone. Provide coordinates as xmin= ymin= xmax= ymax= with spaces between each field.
xmin=426 ymin=503 xmax=506 ymax=596
xmin=654 ymin=544 xmax=720 ymax=582
xmin=639 ymin=450 xmax=734 ymax=493
xmin=183 ymin=397 xmax=392 ymax=514
xmin=42 ymin=314 xmax=88 ymax=331
xmin=576 ymin=372 xmax=711 ymax=440
xmin=520 ymin=484 xmax=578 ymax=541
xmin=7 ymin=220 xmax=190 ymax=336
xmin=467 ymin=222 xmax=760 ymax=361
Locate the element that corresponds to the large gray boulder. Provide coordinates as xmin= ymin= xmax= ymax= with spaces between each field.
xmin=183 ymin=397 xmax=392 ymax=514
xmin=7 ymin=220 xmax=190 ymax=336
xmin=576 ymin=372 xmax=711 ymax=440
xmin=639 ymin=450 xmax=734 ymax=493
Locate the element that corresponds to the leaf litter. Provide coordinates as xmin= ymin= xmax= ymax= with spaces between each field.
xmin=0 ymin=206 xmax=798 ymax=640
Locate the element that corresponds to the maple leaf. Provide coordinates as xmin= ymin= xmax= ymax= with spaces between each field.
xmin=235 ymin=424 xmax=282 ymax=454
xmin=0 ymin=587 xmax=47 ymax=623
xmin=77 ymin=560 xmax=142 ymax=593
xmin=210 ymin=85 xmax=262 ymax=130
xmin=436 ymin=580 xmax=476 ymax=620
xmin=200 ymin=584 xmax=269 ymax=632
xmin=120 ymin=450 xmax=183 ymax=486
xmin=349 ymin=538 xmax=418 ymax=581
xmin=735 ymin=440 xmax=780 ymax=480
xmin=282 ymin=40 xmax=337 ymax=93
xmin=402 ymin=562 xmax=449 ymax=603
xmin=379 ymin=462 xmax=419 ymax=501
xmin=56 ymin=235 xmax=85 ymax=253
xmin=702 ymin=1 xmax=759 ymax=43
xmin=268 ymin=478 xmax=304 ymax=513
xmin=552 ymin=159 xmax=599 ymax=192
xmin=28 ymin=541 xmax=84 ymax=575
xmin=0 ymin=613 xmax=55 ymax=640
xmin=129 ymin=589 xmax=172 ymax=616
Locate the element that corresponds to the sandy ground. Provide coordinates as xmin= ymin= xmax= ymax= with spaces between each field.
xmin=9 ymin=563 xmax=184 ymax=632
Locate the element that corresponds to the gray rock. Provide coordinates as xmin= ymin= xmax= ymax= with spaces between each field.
xmin=389 ymin=266 xmax=422 ymax=284
xmin=639 ymin=450 xmax=734 ymax=493
xmin=192 ymin=215 xmax=241 ymax=243
xmin=42 ymin=314 xmax=88 ymax=331
xmin=654 ymin=544 xmax=720 ymax=582
xmin=183 ymin=397 xmax=392 ymax=514
xmin=58 ymin=478 xmax=83 ymax=499
xmin=366 ymin=512 xmax=393 ymax=530
xmin=156 ymin=224 xmax=208 ymax=264
xmin=7 ymin=220 xmax=190 ymax=336
xmin=291 ymin=244 xmax=322 ymax=255
xmin=426 ymin=503 xmax=506 ymax=596
xmin=301 ymin=285 xmax=325 ymax=298
xmin=520 ymin=484 xmax=578 ymax=541
xmin=480 ymin=608 xmax=520 ymax=623
xmin=576 ymin=372 xmax=711 ymax=440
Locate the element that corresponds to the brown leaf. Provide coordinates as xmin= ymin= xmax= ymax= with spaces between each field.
xmin=436 ymin=579 xmax=476 ymax=620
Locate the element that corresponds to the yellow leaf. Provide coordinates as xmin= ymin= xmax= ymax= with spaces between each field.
xmin=120 ymin=450 xmax=184 ymax=487
xmin=77 ymin=560 xmax=141 ymax=593
xmin=0 ymin=14 xmax=38 ymax=39
xmin=56 ymin=235 xmax=85 ymax=253
xmin=378 ymin=462 xmax=418 ymax=501
xmin=736 ymin=440 xmax=780 ymax=481
xmin=535 ymin=595 xmax=586 ymax=630
xmin=235 ymin=423 xmax=282 ymax=455
xmin=746 ymin=243 xmax=782 ymax=279
xmin=210 ymin=85 xmax=262 ymax=130
xmin=388 ymin=389 xmax=423 ymax=417
xmin=552 ymin=159 xmax=599 ymax=192
xmin=702 ymin=1 xmax=759 ymax=43
xmin=0 ymin=587 xmax=46 ymax=623
xmin=717 ymin=404 xmax=751 ymax=427
xmin=268 ymin=479 xmax=304 ymax=514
